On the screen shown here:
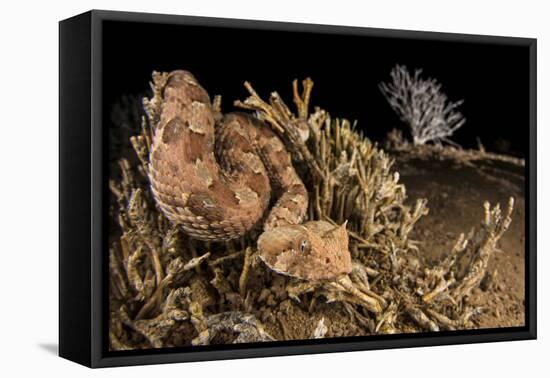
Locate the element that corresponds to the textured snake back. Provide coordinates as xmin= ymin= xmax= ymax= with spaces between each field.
xmin=148 ymin=70 xmax=308 ymax=241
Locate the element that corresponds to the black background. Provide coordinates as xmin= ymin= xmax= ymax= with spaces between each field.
xmin=103 ymin=20 xmax=530 ymax=157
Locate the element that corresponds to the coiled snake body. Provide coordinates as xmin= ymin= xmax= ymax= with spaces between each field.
xmin=148 ymin=70 xmax=351 ymax=281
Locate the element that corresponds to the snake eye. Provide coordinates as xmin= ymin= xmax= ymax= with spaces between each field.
xmin=300 ymin=239 xmax=309 ymax=253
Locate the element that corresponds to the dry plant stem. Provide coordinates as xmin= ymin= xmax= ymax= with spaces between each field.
xmin=239 ymin=247 xmax=254 ymax=297
xmin=425 ymin=309 xmax=459 ymax=330
xmin=422 ymin=277 xmax=456 ymax=303
xmin=375 ymin=302 xmax=398 ymax=333
xmin=313 ymin=317 xmax=328 ymax=338
xmin=429 ymin=233 xmax=467 ymax=280
xmin=343 ymin=302 xmax=373 ymax=331
xmin=128 ymin=189 xmax=164 ymax=286
xmin=135 ymin=271 xmax=175 ymax=320
xmin=125 ymin=245 xmax=145 ymax=299
xmin=332 ymin=276 xmax=383 ymax=314
xmin=209 ymin=250 xmax=244 ymax=267
xmin=188 ymin=242 xmax=201 ymax=275
xmin=405 ymin=304 xmax=440 ymax=332
xmin=150 ymin=250 xmax=163 ymax=287
xmin=135 ymin=253 xmax=210 ymax=320
xmin=293 ymin=78 xmax=313 ymax=119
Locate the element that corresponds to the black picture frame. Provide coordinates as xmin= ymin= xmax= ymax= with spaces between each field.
xmin=59 ymin=9 xmax=537 ymax=368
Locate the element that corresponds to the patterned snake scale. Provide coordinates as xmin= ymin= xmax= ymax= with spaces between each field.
xmin=148 ymin=70 xmax=352 ymax=281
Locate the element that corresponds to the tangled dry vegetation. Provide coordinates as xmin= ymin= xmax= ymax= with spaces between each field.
xmin=109 ymin=74 xmax=515 ymax=350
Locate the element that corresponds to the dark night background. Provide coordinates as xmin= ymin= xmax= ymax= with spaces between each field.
xmin=103 ymin=20 xmax=530 ymax=157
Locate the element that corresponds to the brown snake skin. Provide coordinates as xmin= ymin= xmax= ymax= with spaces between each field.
xmin=148 ymin=70 xmax=351 ymax=281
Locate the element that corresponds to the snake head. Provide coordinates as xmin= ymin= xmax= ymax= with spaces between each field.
xmin=257 ymin=220 xmax=352 ymax=281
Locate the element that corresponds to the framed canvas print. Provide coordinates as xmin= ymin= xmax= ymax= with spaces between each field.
xmin=59 ymin=10 xmax=536 ymax=368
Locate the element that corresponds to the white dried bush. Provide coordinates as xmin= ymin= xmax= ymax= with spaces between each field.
xmin=379 ymin=65 xmax=466 ymax=146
